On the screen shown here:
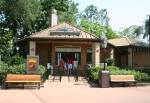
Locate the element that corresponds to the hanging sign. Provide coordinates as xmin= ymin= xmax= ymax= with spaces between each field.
xmin=55 ymin=47 xmax=81 ymax=52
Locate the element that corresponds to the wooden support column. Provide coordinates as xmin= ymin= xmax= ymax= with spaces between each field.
xmin=110 ymin=48 xmax=114 ymax=59
xmin=29 ymin=41 xmax=36 ymax=56
xmin=81 ymin=45 xmax=87 ymax=67
xmin=51 ymin=43 xmax=55 ymax=66
xmin=128 ymin=47 xmax=133 ymax=68
xmin=92 ymin=42 xmax=100 ymax=66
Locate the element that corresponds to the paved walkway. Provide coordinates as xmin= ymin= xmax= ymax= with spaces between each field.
xmin=1 ymin=76 xmax=150 ymax=103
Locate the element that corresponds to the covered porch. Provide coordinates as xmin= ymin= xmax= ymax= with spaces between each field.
xmin=22 ymin=23 xmax=101 ymax=72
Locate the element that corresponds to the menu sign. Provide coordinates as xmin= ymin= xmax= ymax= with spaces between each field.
xmin=26 ymin=55 xmax=39 ymax=74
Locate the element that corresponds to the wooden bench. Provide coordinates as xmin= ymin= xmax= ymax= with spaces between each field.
xmin=4 ymin=74 xmax=41 ymax=89
xmin=110 ymin=75 xmax=136 ymax=87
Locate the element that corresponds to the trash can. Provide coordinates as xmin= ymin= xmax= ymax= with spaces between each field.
xmin=100 ymin=70 xmax=110 ymax=88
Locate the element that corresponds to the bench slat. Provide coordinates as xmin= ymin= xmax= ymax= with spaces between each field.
xmin=6 ymin=74 xmax=41 ymax=81
xmin=110 ymin=75 xmax=135 ymax=82
xmin=5 ymin=81 xmax=41 ymax=83
xmin=5 ymin=74 xmax=41 ymax=89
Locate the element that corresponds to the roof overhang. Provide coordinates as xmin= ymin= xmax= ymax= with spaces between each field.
xmin=19 ymin=37 xmax=101 ymax=43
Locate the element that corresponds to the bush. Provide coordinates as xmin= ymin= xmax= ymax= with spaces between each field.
xmin=6 ymin=55 xmax=25 ymax=66
xmin=88 ymin=66 xmax=150 ymax=84
xmin=106 ymin=58 xmax=115 ymax=66
xmin=37 ymin=65 xmax=46 ymax=75
xmin=8 ymin=64 xmax=26 ymax=74
xmin=88 ymin=66 xmax=102 ymax=83
xmin=36 ymin=65 xmax=47 ymax=82
xmin=0 ymin=62 xmax=47 ymax=85
xmin=110 ymin=69 xmax=149 ymax=81
xmin=0 ymin=62 xmax=9 ymax=85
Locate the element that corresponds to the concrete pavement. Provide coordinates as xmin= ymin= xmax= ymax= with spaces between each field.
xmin=0 ymin=76 xmax=150 ymax=103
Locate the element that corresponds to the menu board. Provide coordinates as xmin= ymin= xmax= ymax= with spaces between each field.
xmin=26 ymin=55 xmax=39 ymax=74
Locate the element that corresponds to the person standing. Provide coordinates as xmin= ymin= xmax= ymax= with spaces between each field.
xmin=59 ymin=58 xmax=64 ymax=70
xmin=73 ymin=58 xmax=78 ymax=81
xmin=67 ymin=58 xmax=73 ymax=75
xmin=73 ymin=58 xmax=78 ymax=70
xmin=58 ymin=58 xmax=64 ymax=81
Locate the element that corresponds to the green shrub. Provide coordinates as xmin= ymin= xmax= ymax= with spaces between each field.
xmin=110 ymin=69 xmax=149 ymax=81
xmin=37 ymin=65 xmax=46 ymax=75
xmin=6 ymin=55 xmax=25 ymax=66
xmin=0 ymin=62 xmax=9 ymax=85
xmin=88 ymin=66 xmax=150 ymax=84
xmin=88 ymin=66 xmax=102 ymax=83
xmin=36 ymin=65 xmax=47 ymax=82
xmin=106 ymin=58 xmax=115 ymax=66
xmin=106 ymin=66 xmax=119 ymax=71
xmin=0 ymin=62 xmax=47 ymax=85
xmin=8 ymin=64 xmax=26 ymax=74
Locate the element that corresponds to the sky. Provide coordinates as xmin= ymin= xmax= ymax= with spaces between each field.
xmin=73 ymin=0 xmax=150 ymax=32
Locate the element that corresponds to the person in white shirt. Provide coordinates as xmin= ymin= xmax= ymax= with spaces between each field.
xmin=73 ymin=58 xmax=78 ymax=70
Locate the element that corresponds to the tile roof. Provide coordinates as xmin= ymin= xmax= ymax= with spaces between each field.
xmin=108 ymin=37 xmax=148 ymax=47
xmin=25 ymin=22 xmax=99 ymax=40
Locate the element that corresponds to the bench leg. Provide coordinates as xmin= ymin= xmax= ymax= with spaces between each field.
xmin=53 ymin=75 xmax=55 ymax=82
xmin=74 ymin=69 xmax=78 ymax=82
xmin=22 ymin=83 xmax=24 ymax=89
xmin=68 ymin=73 xmax=70 ymax=82
xmin=135 ymin=82 xmax=137 ymax=87
xmin=4 ymin=82 xmax=8 ymax=89
xmin=38 ymin=83 xmax=40 ymax=89
xmin=59 ymin=75 xmax=62 ymax=82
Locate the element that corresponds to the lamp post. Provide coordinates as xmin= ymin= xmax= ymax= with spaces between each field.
xmin=101 ymin=33 xmax=107 ymax=70
xmin=16 ymin=46 xmax=19 ymax=54
xmin=99 ymin=33 xmax=110 ymax=88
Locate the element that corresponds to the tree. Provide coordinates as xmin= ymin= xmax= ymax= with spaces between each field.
xmin=118 ymin=25 xmax=144 ymax=39
xmin=0 ymin=0 xmax=42 ymax=40
xmin=0 ymin=0 xmax=71 ymax=58
xmin=79 ymin=5 xmax=109 ymax=26
xmin=0 ymin=0 xmax=71 ymax=40
xmin=78 ymin=5 xmax=118 ymax=39
xmin=58 ymin=0 xmax=79 ymax=25
xmin=79 ymin=18 xmax=117 ymax=39
xmin=0 ymin=28 xmax=13 ymax=61
xmin=144 ymin=18 xmax=150 ymax=39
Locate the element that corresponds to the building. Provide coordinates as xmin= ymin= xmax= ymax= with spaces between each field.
xmin=20 ymin=9 xmax=150 ymax=71
xmin=20 ymin=9 xmax=101 ymax=72
xmin=108 ymin=37 xmax=150 ymax=68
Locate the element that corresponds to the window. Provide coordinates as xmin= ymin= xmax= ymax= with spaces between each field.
xmin=86 ymin=48 xmax=92 ymax=64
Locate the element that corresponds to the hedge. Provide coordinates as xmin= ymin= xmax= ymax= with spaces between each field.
xmin=88 ymin=66 xmax=150 ymax=84
xmin=0 ymin=62 xmax=47 ymax=85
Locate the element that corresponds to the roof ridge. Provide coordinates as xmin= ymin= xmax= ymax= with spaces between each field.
xmin=26 ymin=22 xmax=99 ymax=39
xmin=64 ymin=22 xmax=99 ymax=39
xmin=125 ymin=36 xmax=132 ymax=45
xmin=29 ymin=23 xmax=64 ymax=37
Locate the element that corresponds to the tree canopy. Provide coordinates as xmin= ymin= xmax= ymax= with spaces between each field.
xmin=78 ymin=5 xmax=117 ymax=39
xmin=79 ymin=18 xmax=117 ymax=39
xmin=0 ymin=0 xmax=75 ymax=60
xmin=118 ymin=25 xmax=144 ymax=38
xmin=79 ymin=4 xmax=109 ymax=26
xmin=58 ymin=0 xmax=78 ymax=25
